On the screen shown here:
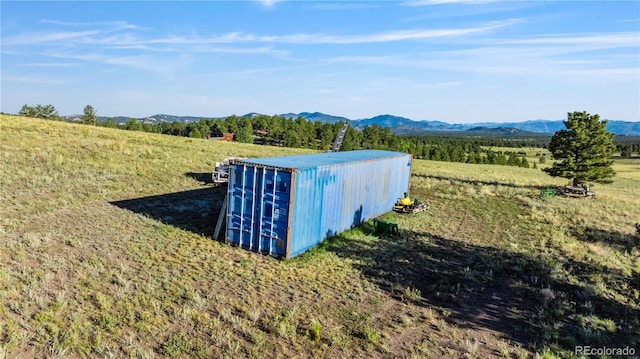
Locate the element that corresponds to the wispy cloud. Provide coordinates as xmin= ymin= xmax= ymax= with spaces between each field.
xmin=18 ymin=62 xmax=81 ymax=67
xmin=324 ymin=55 xmax=403 ymax=66
xmin=2 ymin=30 xmax=100 ymax=45
xmin=4 ymin=9 xmax=636 ymax=91
xmin=137 ymin=19 xmax=514 ymax=45
xmin=7 ymin=16 xmax=518 ymax=47
xmin=41 ymin=50 xmax=180 ymax=75
xmin=499 ymin=32 xmax=639 ymax=47
xmin=322 ymin=29 xmax=639 ymax=81
xmin=40 ymin=19 xmax=141 ymax=30
xmin=269 ymin=23 xmax=512 ymax=44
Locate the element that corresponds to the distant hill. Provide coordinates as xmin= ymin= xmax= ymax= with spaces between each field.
xmin=96 ymin=114 xmax=208 ymax=125
xmin=468 ymin=119 xmax=640 ymax=136
xmin=348 ymin=116 xmax=639 ymax=136
xmin=92 ymin=112 xmax=640 ymax=136
xmin=605 ymin=121 xmax=640 ymax=136
xmin=280 ymin=112 xmax=350 ymax=124
xmin=349 ymin=114 xmax=470 ymax=135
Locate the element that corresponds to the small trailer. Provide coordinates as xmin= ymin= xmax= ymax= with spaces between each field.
xmin=557 ymin=184 xmax=595 ymax=198
xmin=212 ymin=157 xmax=245 ymax=186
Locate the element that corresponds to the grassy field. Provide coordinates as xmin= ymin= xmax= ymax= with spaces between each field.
xmin=1 ymin=115 xmax=638 ymax=358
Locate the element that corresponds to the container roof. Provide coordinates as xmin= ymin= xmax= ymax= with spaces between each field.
xmin=232 ymin=150 xmax=409 ymax=169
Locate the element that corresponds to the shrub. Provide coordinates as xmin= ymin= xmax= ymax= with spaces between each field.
xmin=162 ymin=333 xmax=193 ymax=357
xmin=403 ymin=286 xmax=422 ymax=304
xmin=306 ymin=319 xmax=321 ymax=342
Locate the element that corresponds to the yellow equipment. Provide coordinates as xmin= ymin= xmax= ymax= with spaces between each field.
xmin=393 ymin=193 xmax=428 ymax=214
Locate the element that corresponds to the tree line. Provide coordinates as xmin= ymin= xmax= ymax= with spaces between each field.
xmin=615 ymin=137 xmax=640 ymax=158
xmin=114 ymin=114 xmax=535 ymax=168
xmin=12 ymin=104 xmax=640 ymax=167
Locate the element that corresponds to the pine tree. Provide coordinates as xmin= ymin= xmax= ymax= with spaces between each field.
xmin=19 ymin=104 xmax=36 ymax=117
xmin=543 ymin=111 xmax=615 ymax=186
xmin=236 ymin=118 xmax=254 ymax=144
xmin=538 ymin=155 xmax=546 ymax=164
xmin=103 ymin=118 xmax=117 ymax=128
xmin=81 ymin=105 xmax=97 ymax=125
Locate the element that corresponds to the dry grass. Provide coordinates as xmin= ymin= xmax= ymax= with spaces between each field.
xmin=1 ymin=115 xmax=638 ymax=358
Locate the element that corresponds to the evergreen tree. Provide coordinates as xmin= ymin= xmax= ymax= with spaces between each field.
xmin=283 ymin=129 xmax=301 ymax=148
xmin=81 ymin=105 xmax=97 ymax=125
xmin=467 ymin=151 xmax=479 ymax=164
xmin=18 ymin=104 xmax=58 ymax=119
xmin=236 ymin=118 xmax=254 ymax=143
xmin=40 ymin=104 xmax=59 ymax=120
xmin=19 ymin=104 xmax=36 ymax=117
xmin=103 ymin=118 xmax=117 ymax=128
xmin=539 ymin=155 xmax=546 ymax=164
xmin=340 ymin=127 xmax=360 ymax=151
xmin=507 ymin=152 xmax=520 ymax=166
xmin=225 ymin=115 xmax=240 ymax=134
xmin=125 ymin=119 xmax=142 ymax=131
xmin=544 ymin=111 xmax=615 ymax=186
xmin=189 ymin=129 xmax=202 ymax=138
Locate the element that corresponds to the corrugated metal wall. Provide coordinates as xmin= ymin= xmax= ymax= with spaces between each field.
xmin=225 ymin=150 xmax=412 ymax=258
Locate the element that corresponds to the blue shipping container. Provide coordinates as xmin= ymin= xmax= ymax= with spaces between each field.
xmin=225 ymin=150 xmax=412 ymax=258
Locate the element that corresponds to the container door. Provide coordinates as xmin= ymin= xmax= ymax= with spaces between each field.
xmin=227 ymin=164 xmax=258 ymax=250
xmin=257 ymin=168 xmax=290 ymax=257
xmin=227 ymin=165 xmax=290 ymax=257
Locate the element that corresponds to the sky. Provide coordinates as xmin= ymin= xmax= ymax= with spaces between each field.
xmin=1 ymin=1 xmax=639 ymax=123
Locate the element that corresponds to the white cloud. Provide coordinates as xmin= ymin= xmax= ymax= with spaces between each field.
xmin=5 ymin=18 xmax=517 ymax=49
xmin=41 ymin=51 xmax=180 ymax=75
xmin=322 ymin=35 xmax=638 ymax=82
xmin=255 ymin=0 xmax=284 ymax=8
xmin=2 ymin=30 xmax=100 ymax=45
xmin=500 ymin=32 xmax=639 ymax=47
xmin=40 ymin=19 xmax=141 ymax=31
xmin=214 ymin=19 xmax=510 ymax=45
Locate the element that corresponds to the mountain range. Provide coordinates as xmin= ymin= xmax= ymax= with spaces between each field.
xmin=89 ymin=112 xmax=640 ymax=136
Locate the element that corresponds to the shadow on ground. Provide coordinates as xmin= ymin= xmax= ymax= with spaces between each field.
xmin=110 ymin=187 xmax=226 ymax=237
xmin=572 ymin=226 xmax=640 ymax=253
xmin=185 ymin=172 xmax=214 ymax=185
xmin=412 ymin=173 xmax=556 ymax=190
xmin=321 ymin=227 xmax=639 ymax=352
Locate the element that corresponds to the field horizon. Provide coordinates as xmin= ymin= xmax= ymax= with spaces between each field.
xmin=1 ymin=115 xmax=638 ymax=358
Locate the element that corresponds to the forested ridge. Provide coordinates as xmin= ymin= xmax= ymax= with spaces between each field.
xmin=104 ymin=114 xmax=538 ymax=168
xmin=12 ymin=105 xmax=640 ymax=168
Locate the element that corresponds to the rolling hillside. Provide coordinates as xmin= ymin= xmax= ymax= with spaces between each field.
xmin=1 ymin=115 xmax=638 ymax=358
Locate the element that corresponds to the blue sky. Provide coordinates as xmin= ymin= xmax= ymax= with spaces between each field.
xmin=1 ymin=1 xmax=639 ymax=123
